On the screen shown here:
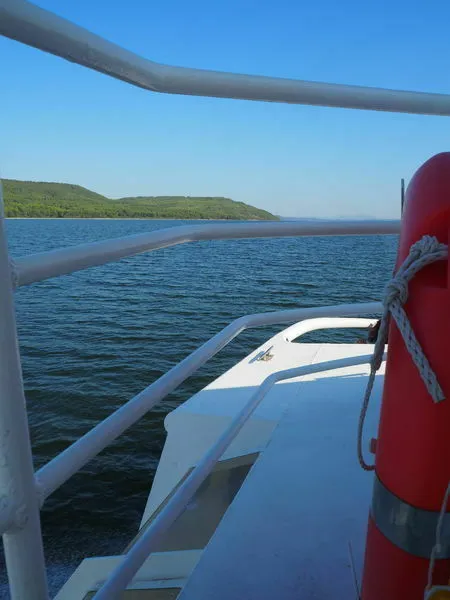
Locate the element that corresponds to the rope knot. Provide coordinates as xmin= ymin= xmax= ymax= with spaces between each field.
xmin=410 ymin=234 xmax=444 ymax=257
xmin=384 ymin=277 xmax=409 ymax=306
xmin=358 ymin=235 xmax=448 ymax=472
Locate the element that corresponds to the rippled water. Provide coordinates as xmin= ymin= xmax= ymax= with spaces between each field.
xmin=1 ymin=219 xmax=398 ymax=596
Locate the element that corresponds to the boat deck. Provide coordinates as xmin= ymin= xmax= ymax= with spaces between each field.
xmin=176 ymin=343 xmax=385 ymax=599
xmin=56 ymin=333 xmax=386 ymax=599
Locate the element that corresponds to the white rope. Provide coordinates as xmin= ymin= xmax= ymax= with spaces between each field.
xmin=358 ymin=235 xmax=448 ymax=471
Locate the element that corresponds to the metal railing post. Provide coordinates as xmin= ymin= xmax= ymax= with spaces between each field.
xmin=0 ymin=184 xmax=48 ymax=598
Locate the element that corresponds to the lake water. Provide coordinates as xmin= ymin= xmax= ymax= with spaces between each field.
xmin=0 ymin=219 xmax=398 ymax=596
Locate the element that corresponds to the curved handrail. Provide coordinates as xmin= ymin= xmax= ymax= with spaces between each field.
xmin=13 ymin=220 xmax=400 ymax=287
xmin=2 ymin=0 xmax=450 ymax=115
xmin=283 ymin=317 xmax=378 ymax=342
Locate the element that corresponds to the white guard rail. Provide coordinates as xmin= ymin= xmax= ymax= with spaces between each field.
xmin=282 ymin=316 xmax=377 ymax=342
xmin=34 ymin=302 xmax=381 ymax=504
xmin=2 ymin=0 xmax=450 ymax=115
xmin=12 ymin=220 xmax=400 ymax=287
xmin=94 ymin=351 xmax=384 ymax=600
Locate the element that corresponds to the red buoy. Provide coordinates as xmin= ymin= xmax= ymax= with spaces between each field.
xmin=362 ymin=153 xmax=450 ymax=599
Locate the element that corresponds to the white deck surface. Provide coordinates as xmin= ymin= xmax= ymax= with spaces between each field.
xmin=179 ymin=343 xmax=384 ymax=600
xmin=143 ymin=337 xmax=325 ymax=522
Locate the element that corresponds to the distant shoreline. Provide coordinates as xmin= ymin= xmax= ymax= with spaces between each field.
xmin=4 ymin=180 xmax=277 ymax=221
xmin=5 ymin=217 xmax=277 ymax=221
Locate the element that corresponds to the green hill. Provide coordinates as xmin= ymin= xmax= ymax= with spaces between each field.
xmin=2 ymin=180 xmax=277 ymax=221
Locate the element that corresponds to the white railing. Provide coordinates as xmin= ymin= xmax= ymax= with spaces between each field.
xmin=34 ymin=304 xmax=380 ymax=503
xmin=2 ymin=0 xmax=450 ymax=115
xmin=93 ymin=351 xmax=384 ymax=600
xmin=282 ymin=316 xmax=377 ymax=342
xmin=12 ymin=220 xmax=400 ymax=287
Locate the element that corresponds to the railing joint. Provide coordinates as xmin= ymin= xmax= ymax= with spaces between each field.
xmin=9 ymin=258 xmax=19 ymax=290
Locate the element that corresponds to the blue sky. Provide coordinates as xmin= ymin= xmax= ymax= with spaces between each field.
xmin=1 ymin=0 xmax=450 ymax=218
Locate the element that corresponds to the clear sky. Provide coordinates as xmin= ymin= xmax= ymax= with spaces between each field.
xmin=1 ymin=0 xmax=450 ymax=218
